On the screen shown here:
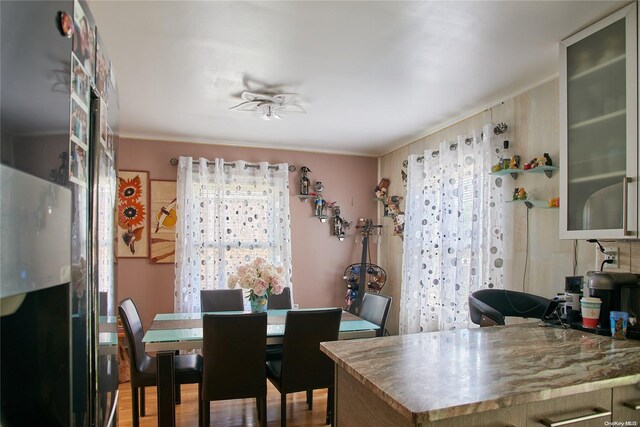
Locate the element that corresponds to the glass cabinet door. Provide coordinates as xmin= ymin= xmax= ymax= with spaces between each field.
xmin=560 ymin=3 xmax=637 ymax=239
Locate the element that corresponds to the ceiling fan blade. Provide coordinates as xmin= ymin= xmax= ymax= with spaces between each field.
xmin=272 ymin=93 xmax=299 ymax=105
xmin=241 ymin=91 xmax=276 ymax=103
xmin=229 ymin=100 xmax=261 ymax=111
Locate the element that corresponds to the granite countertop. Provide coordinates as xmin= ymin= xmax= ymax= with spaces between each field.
xmin=320 ymin=323 xmax=640 ymax=423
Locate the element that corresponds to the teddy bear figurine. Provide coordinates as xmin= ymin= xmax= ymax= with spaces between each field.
xmin=375 ymin=178 xmax=390 ymax=199
xmin=517 ymin=187 xmax=527 ymax=200
xmin=509 ymin=155 xmax=520 ymax=170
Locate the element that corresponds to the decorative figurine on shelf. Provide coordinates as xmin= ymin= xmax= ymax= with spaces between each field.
xmin=314 ymin=181 xmax=326 ymax=217
xmin=544 ymin=153 xmax=553 ymax=167
xmin=300 ymin=166 xmax=311 ymax=195
xmin=548 ymin=197 xmax=560 ymax=208
xmin=401 ymin=160 xmax=408 ymax=187
xmin=517 ymin=187 xmax=527 ymax=200
xmin=509 ymin=155 xmax=520 ymax=170
xmin=375 ymin=178 xmax=390 ymax=199
xmin=332 ymin=205 xmax=351 ymax=240
xmin=385 ymin=195 xmax=405 ymax=237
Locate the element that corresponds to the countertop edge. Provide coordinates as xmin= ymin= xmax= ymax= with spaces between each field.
xmin=321 ymin=340 xmax=416 ymax=422
xmin=321 ymin=338 xmax=640 ymax=423
xmin=415 ymin=374 xmax=640 ymax=422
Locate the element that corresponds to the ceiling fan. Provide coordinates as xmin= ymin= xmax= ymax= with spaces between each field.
xmin=229 ymin=91 xmax=306 ymax=120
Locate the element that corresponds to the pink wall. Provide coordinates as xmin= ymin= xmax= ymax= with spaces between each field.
xmin=116 ymin=138 xmax=378 ymax=328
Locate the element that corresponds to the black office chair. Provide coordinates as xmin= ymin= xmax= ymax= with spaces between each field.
xmin=266 ymin=308 xmax=342 ymax=427
xmin=200 ymin=289 xmax=244 ymax=312
xmin=201 ymin=313 xmax=267 ymax=427
xmin=359 ymin=293 xmax=392 ymax=337
xmin=268 ymin=287 xmax=292 ymax=310
xmin=468 ymin=289 xmax=558 ymax=327
xmin=118 ymin=298 xmax=203 ymax=427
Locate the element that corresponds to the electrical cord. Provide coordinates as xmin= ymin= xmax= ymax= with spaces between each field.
xmin=573 ymin=240 xmax=577 ymax=276
xmin=600 ymin=259 xmax=613 ymax=271
xmin=587 ymin=239 xmax=606 ymax=254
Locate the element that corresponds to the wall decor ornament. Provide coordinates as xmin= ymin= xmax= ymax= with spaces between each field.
xmin=300 ymin=166 xmax=311 ymax=195
xmin=312 ymin=181 xmax=327 ymax=220
xmin=331 ymin=204 xmax=351 ymax=241
xmin=117 ymin=170 xmax=149 ymax=258
xmin=374 ymin=178 xmax=404 ymax=237
xmin=149 ymin=180 xmax=177 ymax=264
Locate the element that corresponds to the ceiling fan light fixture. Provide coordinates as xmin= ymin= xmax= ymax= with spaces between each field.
xmin=230 ymin=91 xmax=304 ymax=120
xmin=261 ymin=103 xmax=281 ymax=120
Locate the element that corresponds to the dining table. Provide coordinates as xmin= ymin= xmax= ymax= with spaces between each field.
xmin=142 ymin=308 xmax=380 ymax=427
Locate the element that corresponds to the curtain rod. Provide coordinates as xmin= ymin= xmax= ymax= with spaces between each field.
xmin=415 ymin=136 xmax=477 ymax=162
xmin=169 ymin=157 xmax=279 ymax=170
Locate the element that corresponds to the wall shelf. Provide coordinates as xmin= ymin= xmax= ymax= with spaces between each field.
xmin=491 ymin=166 xmax=559 ymax=180
xmin=524 ymin=165 xmax=559 ymax=178
xmin=296 ymin=194 xmax=312 ymax=201
xmin=507 ymin=199 xmax=558 ymax=209
xmin=490 ymin=168 xmax=523 ymax=180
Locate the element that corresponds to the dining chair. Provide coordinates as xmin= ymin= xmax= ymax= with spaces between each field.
xmin=268 ymin=287 xmax=292 ymax=309
xmin=200 ymin=288 xmax=244 ymax=312
xmin=264 ymin=287 xmax=292 ymax=362
xmin=201 ymin=312 xmax=267 ymax=427
xmin=468 ymin=289 xmax=558 ymax=326
xmin=118 ymin=298 xmax=203 ymax=427
xmin=359 ymin=293 xmax=392 ymax=337
xmin=266 ymin=307 xmax=342 ymax=427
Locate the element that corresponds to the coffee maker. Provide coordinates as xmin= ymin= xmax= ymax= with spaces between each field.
xmin=586 ymin=272 xmax=640 ymax=339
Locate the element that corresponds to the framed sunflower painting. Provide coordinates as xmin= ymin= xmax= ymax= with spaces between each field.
xmin=117 ymin=170 xmax=149 ymax=258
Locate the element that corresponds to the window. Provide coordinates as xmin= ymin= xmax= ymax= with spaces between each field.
xmin=174 ymin=158 xmax=292 ymax=313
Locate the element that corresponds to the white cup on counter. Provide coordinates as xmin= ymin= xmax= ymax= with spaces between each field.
xmin=581 ymin=297 xmax=602 ymax=329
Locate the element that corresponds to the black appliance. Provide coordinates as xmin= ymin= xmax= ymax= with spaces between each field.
xmin=582 ymin=272 xmax=640 ymax=339
xmin=1 ymin=1 xmax=119 ymax=425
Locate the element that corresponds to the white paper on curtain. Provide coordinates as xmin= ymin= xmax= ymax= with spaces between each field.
xmin=400 ymin=125 xmax=504 ymax=333
xmin=174 ymin=157 xmax=293 ymax=313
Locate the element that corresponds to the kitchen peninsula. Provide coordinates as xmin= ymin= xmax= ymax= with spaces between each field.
xmin=321 ymin=323 xmax=640 ymax=426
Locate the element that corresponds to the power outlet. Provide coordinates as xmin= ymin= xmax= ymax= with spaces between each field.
xmin=603 ymin=246 xmax=619 ymax=269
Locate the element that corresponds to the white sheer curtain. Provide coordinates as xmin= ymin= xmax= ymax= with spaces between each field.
xmin=174 ymin=157 xmax=293 ymax=313
xmin=400 ymin=125 xmax=504 ymax=333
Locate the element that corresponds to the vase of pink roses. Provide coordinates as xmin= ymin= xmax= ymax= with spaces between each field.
xmin=227 ymin=257 xmax=285 ymax=313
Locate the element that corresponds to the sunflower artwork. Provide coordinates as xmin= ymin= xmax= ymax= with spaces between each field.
xmin=117 ymin=171 xmax=149 ymax=257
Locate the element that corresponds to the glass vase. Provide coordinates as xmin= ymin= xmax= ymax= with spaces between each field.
xmin=250 ymin=295 xmax=268 ymax=313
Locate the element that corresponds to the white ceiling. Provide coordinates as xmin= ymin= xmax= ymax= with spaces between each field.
xmin=89 ymin=1 xmax=627 ymax=157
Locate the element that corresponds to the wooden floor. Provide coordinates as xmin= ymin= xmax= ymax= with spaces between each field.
xmin=117 ymin=382 xmax=330 ymax=426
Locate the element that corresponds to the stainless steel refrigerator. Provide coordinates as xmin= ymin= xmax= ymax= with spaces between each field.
xmin=0 ymin=1 xmax=119 ymax=425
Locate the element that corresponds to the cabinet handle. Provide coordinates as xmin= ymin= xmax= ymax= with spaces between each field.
xmin=539 ymin=407 xmax=611 ymax=426
xmin=623 ymin=176 xmax=630 ymax=235
xmin=623 ymin=400 xmax=640 ymax=410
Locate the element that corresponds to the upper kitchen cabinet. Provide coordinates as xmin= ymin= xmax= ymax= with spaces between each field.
xmin=560 ymin=3 xmax=637 ymax=239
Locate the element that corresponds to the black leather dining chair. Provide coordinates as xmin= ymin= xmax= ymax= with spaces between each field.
xmin=201 ymin=312 xmax=267 ymax=427
xmin=359 ymin=293 xmax=392 ymax=337
xmin=266 ymin=308 xmax=342 ymax=427
xmin=118 ymin=298 xmax=203 ymax=427
xmin=264 ymin=287 xmax=292 ymax=362
xmin=468 ymin=289 xmax=558 ymax=326
xmin=268 ymin=287 xmax=292 ymax=309
xmin=200 ymin=288 xmax=244 ymax=312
